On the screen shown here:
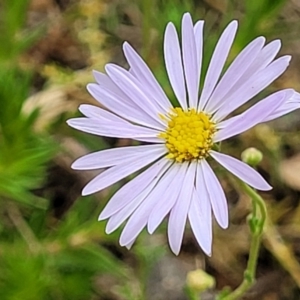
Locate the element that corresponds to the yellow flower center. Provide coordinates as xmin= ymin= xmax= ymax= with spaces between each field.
xmin=158 ymin=107 xmax=216 ymax=162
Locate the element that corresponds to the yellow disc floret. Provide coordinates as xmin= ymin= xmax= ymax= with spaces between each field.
xmin=158 ymin=107 xmax=216 ymax=162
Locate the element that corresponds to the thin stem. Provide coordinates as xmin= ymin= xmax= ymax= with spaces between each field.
xmin=220 ymin=181 xmax=267 ymax=300
xmin=243 ymin=182 xmax=267 ymax=229
xmin=7 ymin=202 xmax=42 ymax=254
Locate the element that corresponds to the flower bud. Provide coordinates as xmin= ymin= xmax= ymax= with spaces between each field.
xmin=186 ymin=269 xmax=215 ymax=293
xmin=241 ymin=147 xmax=263 ymax=167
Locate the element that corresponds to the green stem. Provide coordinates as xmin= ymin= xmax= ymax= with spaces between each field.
xmin=243 ymin=182 xmax=267 ymax=231
xmin=220 ymin=181 xmax=267 ymax=300
xmin=7 ymin=202 xmax=42 ymax=254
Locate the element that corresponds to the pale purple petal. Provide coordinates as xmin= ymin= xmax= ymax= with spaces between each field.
xmin=119 ymin=212 xmax=147 ymax=247
xmin=82 ymin=147 xmax=166 ymax=195
xmin=87 ymin=83 xmax=163 ymax=130
xmin=105 ymin=64 xmax=166 ymax=128
xmin=195 ymin=166 xmax=213 ymax=248
xmin=201 ymin=160 xmax=228 ymax=229
xmin=79 ymin=104 xmax=133 ymax=123
xmin=119 ymin=163 xmax=180 ymax=246
xmin=147 ymin=163 xmax=188 ymax=234
xmin=92 ymin=71 xmax=147 ymax=116
xmin=210 ymin=151 xmax=272 ymax=191
xmin=198 ymin=21 xmax=238 ymax=110
xmin=124 ymin=239 xmax=135 ymax=250
xmin=106 ymin=189 xmax=150 ymax=234
xmin=263 ymin=91 xmax=300 ymax=122
xmin=164 ymin=22 xmax=187 ymax=109
xmin=78 ymin=106 xmax=162 ymax=142
xmin=188 ymin=186 xmax=212 ymax=256
xmin=182 ymin=13 xmax=198 ymax=108
xmin=168 ymin=162 xmax=196 ymax=255
xmin=256 ymin=40 xmax=281 ymax=68
xmin=214 ymin=55 xmax=291 ymax=121
xmin=219 ymin=41 xmax=281 ymax=104
xmin=193 ymin=20 xmax=204 ymax=89
xmin=67 ymin=117 xmax=163 ymax=143
xmin=123 ymin=42 xmax=172 ymax=112
xmin=264 ymin=102 xmax=300 ymax=122
xmin=214 ymin=89 xmax=290 ymax=142
xmin=93 ymin=70 xmax=128 ymax=98
xmin=99 ymin=158 xmax=171 ymax=220
xmin=72 ymin=144 xmax=165 ymax=170
xmin=208 ymin=40 xmax=282 ymax=118
xmin=233 ymin=40 xmax=281 ymax=88
xmin=214 ymin=113 xmax=238 ymax=130
xmin=105 ymin=164 xmax=168 ymax=233
xmin=205 ymin=37 xmax=265 ymax=113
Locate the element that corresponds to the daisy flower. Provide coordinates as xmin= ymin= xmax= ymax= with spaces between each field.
xmin=67 ymin=13 xmax=300 ymax=255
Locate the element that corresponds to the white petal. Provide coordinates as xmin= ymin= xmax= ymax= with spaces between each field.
xmin=214 ymin=55 xmax=291 ymax=121
xmin=201 ymin=160 xmax=228 ymax=229
xmin=210 ymin=150 xmax=272 ymax=191
xmin=72 ymin=144 xmax=164 ymax=170
xmin=233 ymin=40 xmax=282 ymax=89
xmin=214 ymin=89 xmax=290 ymax=142
xmin=91 ymin=71 xmax=145 ymax=113
xmin=209 ymin=40 xmax=282 ymax=119
xmin=164 ymin=22 xmax=187 ymax=109
xmin=105 ymin=64 xmax=165 ymax=129
xmin=123 ymin=42 xmax=172 ymax=112
xmin=106 ymin=193 xmax=147 ymax=234
xmin=256 ymin=40 xmax=281 ymax=69
xmin=82 ymin=147 xmax=166 ymax=195
xmin=147 ymin=163 xmax=188 ymax=234
xmin=198 ymin=21 xmax=238 ymax=110
xmin=93 ymin=70 xmax=128 ymax=99
xmin=87 ymin=83 xmax=163 ymax=130
xmin=67 ymin=117 xmax=163 ymax=143
xmin=168 ymin=162 xmax=196 ymax=255
xmin=124 ymin=239 xmax=135 ymax=250
xmin=188 ymin=187 xmax=212 ymax=256
xmin=105 ymin=174 xmax=161 ymax=234
xmin=205 ymin=37 xmax=265 ymax=113
xmin=119 ymin=162 xmax=180 ymax=246
xmin=182 ymin=13 xmax=199 ymax=108
xmin=99 ymin=158 xmax=171 ymax=220
xmin=193 ymin=20 xmax=204 ymax=88
xmin=264 ymin=103 xmax=300 ymax=122
xmin=78 ymin=104 xmax=132 ymax=124
xmin=263 ymin=91 xmax=300 ymax=122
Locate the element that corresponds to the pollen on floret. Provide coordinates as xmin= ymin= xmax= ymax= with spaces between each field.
xmin=158 ymin=107 xmax=216 ymax=162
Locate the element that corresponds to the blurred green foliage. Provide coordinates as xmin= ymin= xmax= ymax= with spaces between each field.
xmin=0 ymin=0 xmax=54 ymax=207
xmin=0 ymin=0 xmax=41 ymax=62
xmin=0 ymin=0 xmax=132 ymax=299
xmin=0 ymin=67 xmax=55 ymax=208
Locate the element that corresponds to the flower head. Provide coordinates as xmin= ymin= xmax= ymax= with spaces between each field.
xmin=68 ymin=13 xmax=300 ymax=255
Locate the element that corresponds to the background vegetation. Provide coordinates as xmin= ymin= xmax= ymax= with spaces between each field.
xmin=1 ymin=0 xmax=300 ymax=299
